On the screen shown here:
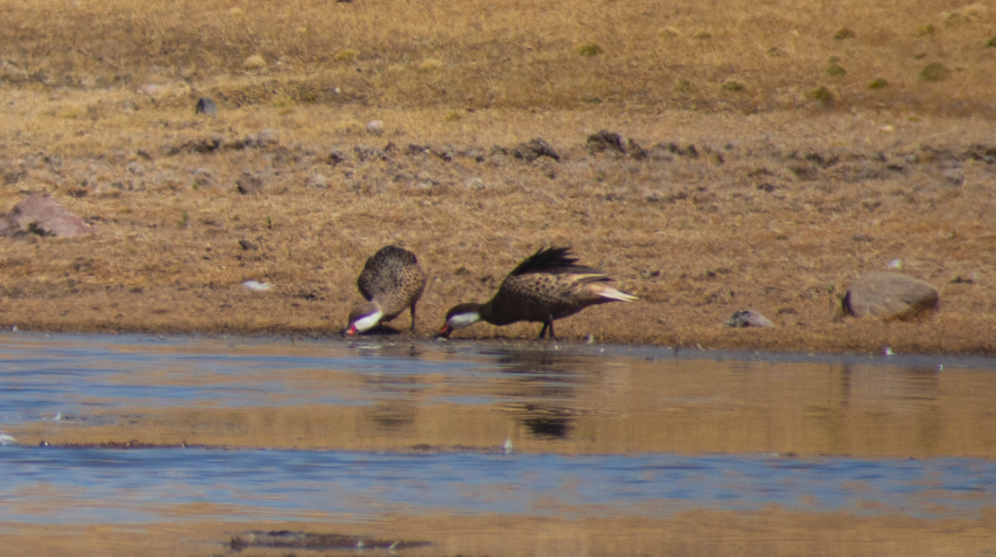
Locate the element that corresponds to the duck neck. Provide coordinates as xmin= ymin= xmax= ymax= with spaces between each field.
xmin=477 ymin=300 xmax=495 ymax=324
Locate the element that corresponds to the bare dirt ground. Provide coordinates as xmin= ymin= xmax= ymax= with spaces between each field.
xmin=0 ymin=95 xmax=994 ymax=354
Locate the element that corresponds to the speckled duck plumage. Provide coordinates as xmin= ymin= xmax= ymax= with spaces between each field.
xmin=344 ymin=245 xmax=427 ymax=335
xmin=439 ymin=246 xmax=636 ymax=340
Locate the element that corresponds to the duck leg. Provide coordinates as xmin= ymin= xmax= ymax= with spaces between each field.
xmin=409 ymin=304 xmax=417 ymax=332
xmin=538 ymin=314 xmax=557 ymax=340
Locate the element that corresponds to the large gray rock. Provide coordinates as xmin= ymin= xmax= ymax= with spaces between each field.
xmin=0 ymin=193 xmax=98 ymax=237
xmin=842 ymin=272 xmax=939 ymax=320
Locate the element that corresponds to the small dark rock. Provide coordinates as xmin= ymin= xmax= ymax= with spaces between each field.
xmin=430 ymin=147 xmax=453 ymax=162
xmin=236 ymin=172 xmax=265 ymax=195
xmin=354 ymin=145 xmax=388 ymax=162
xmin=587 ymin=130 xmax=626 ymax=154
xmin=327 ymin=151 xmax=345 ymax=165
xmin=627 ymin=139 xmax=648 ymax=160
xmin=194 ymin=97 xmax=218 ymax=115
xmin=790 ymin=165 xmax=819 ymax=181
xmin=239 ymin=239 xmax=259 ymax=251
xmin=168 ymin=136 xmax=222 ymax=155
xmin=943 ymin=168 xmax=964 ymax=187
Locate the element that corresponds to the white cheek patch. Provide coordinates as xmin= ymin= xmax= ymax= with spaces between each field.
xmin=447 ymin=312 xmax=480 ymax=330
xmin=352 ymin=310 xmax=384 ymax=332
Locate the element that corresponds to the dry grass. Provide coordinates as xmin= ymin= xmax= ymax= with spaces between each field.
xmin=2 ymin=0 xmax=996 ymax=114
xmin=0 ymin=0 xmax=995 ymax=353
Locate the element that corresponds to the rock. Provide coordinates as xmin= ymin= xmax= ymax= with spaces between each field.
xmin=328 ymin=151 xmax=346 ymax=165
xmin=513 ymin=138 xmax=560 ymax=162
xmin=0 ymin=193 xmax=98 ymax=238
xmin=366 ymin=120 xmax=384 ymax=135
xmin=242 ymin=280 xmax=271 ymax=291
xmin=243 ymin=129 xmax=279 ymax=149
xmin=627 ymin=138 xmax=648 ymax=160
xmin=726 ymin=310 xmax=775 ymax=328
xmin=136 ymin=83 xmax=160 ymax=95
xmin=236 ymin=172 xmax=265 ymax=195
xmin=587 ymin=130 xmax=626 ymax=154
xmin=195 ymin=97 xmax=218 ymax=115
xmin=243 ymin=54 xmax=266 ymax=70
xmin=943 ymin=168 xmax=964 ymax=187
xmin=842 ymin=272 xmax=939 ymax=320
xmin=191 ymin=168 xmax=215 ymax=188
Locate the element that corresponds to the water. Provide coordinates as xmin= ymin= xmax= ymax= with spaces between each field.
xmin=1 ymin=333 xmax=995 ymax=552
xmin=2 ymin=448 xmax=994 ymax=524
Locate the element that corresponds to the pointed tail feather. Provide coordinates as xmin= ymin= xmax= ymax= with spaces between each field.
xmin=593 ymin=284 xmax=638 ymax=302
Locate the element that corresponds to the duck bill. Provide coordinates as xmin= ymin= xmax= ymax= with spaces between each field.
xmin=342 ymin=324 xmax=359 ymax=336
xmin=436 ymin=325 xmax=453 ymax=339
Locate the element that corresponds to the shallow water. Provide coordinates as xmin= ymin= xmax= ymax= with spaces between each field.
xmin=2 ymin=448 xmax=995 ymax=524
xmin=1 ymin=333 xmax=995 ymax=551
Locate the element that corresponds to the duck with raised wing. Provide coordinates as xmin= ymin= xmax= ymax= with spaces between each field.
xmin=438 ymin=246 xmax=636 ymax=340
xmin=343 ymin=245 xmax=427 ymax=335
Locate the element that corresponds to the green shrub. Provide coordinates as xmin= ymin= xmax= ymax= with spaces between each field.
xmin=721 ymin=80 xmax=745 ymax=93
xmin=807 ymin=86 xmax=834 ymax=104
xmin=833 ymin=28 xmax=856 ymax=40
xmin=826 ymin=62 xmax=847 ymax=77
xmin=577 ymin=42 xmax=603 ymax=56
xmin=919 ymin=63 xmax=951 ymax=81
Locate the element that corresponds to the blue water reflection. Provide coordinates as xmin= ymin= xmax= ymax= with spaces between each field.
xmin=1 ymin=333 xmax=996 ymax=527
xmin=1 ymin=447 xmax=993 ymax=524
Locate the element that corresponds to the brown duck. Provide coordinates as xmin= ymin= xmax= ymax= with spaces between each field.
xmin=343 ymin=245 xmax=427 ymax=335
xmin=438 ymin=246 xmax=637 ymax=340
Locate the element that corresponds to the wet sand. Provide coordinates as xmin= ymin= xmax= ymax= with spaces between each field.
xmin=4 ymin=510 xmax=995 ymax=557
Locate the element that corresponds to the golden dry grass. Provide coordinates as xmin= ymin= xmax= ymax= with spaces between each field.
xmin=0 ymin=0 xmax=995 ymax=353
xmin=2 ymin=0 xmax=996 ymax=114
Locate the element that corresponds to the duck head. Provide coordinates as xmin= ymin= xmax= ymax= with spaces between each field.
xmin=437 ymin=303 xmax=483 ymax=338
xmin=342 ymin=302 xmax=383 ymax=335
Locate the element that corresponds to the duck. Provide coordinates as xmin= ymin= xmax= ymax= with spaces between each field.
xmin=343 ymin=245 xmax=427 ymax=335
xmin=438 ymin=246 xmax=637 ymax=340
